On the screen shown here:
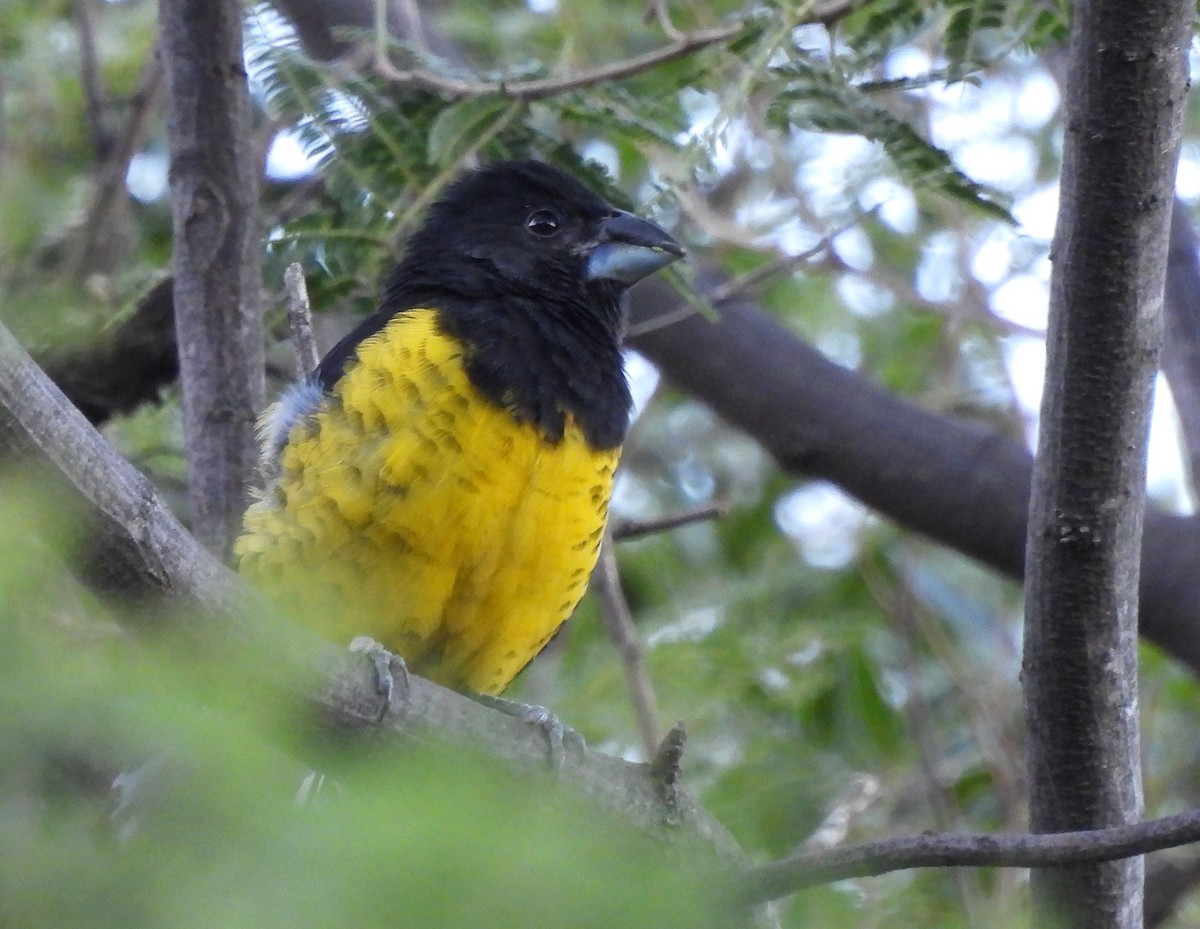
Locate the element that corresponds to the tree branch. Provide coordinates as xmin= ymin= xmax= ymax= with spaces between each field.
xmin=624 ymin=270 xmax=1200 ymax=677
xmin=370 ymin=22 xmax=745 ymax=101
xmin=284 ymin=262 xmax=320 ymax=377
xmin=72 ymin=0 xmax=111 ymax=160
xmin=0 ymin=310 xmax=239 ymax=615
xmin=68 ymin=47 xmax=164 ymax=279
xmin=594 ymin=533 xmax=661 ymax=756
xmin=740 ymin=806 xmax=1200 ymax=904
xmin=41 ymin=278 xmax=178 ymax=425
xmin=610 ymin=501 xmax=728 ymax=541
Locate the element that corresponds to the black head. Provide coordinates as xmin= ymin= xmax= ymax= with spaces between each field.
xmin=387 ymin=160 xmax=683 ymax=329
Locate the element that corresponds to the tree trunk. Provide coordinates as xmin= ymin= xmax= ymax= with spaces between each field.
xmin=1022 ymin=1 xmax=1192 ymax=926
xmin=158 ymin=0 xmax=264 ymax=558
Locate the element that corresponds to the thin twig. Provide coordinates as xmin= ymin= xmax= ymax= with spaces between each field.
xmin=860 ymin=560 xmax=984 ymax=920
xmin=624 ymin=302 xmax=702 ymax=339
xmin=594 ymin=533 xmax=661 ymax=757
xmin=73 ymin=0 xmax=110 ymax=159
xmin=284 ymin=263 xmax=320 ymax=377
xmin=0 ymin=67 xmax=7 ymax=159
xmin=741 ymin=806 xmax=1200 ymax=904
xmin=611 ymin=501 xmax=728 ymax=541
xmin=626 ymin=211 xmax=871 ymax=338
xmin=70 ymin=49 xmax=164 ymax=278
xmin=645 ymin=0 xmax=685 ymax=40
xmin=372 ymin=22 xmax=743 ymax=101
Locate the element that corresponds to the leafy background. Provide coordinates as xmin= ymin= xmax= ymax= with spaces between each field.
xmin=2 ymin=0 xmax=1199 ymax=926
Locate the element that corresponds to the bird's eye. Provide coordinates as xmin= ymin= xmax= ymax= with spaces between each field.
xmin=525 ymin=209 xmax=562 ymax=238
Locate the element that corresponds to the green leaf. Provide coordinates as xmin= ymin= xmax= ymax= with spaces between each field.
xmin=426 ymin=97 xmax=516 ymax=167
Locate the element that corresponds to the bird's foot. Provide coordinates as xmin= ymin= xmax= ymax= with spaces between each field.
xmin=349 ymin=637 xmax=409 ymax=723
xmin=473 ymin=694 xmax=585 ymax=771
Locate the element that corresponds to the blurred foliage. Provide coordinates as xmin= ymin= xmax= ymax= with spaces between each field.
xmin=0 ymin=471 xmax=735 ymax=929
xmin=1 ymin=0 xmax=1199 ymax=927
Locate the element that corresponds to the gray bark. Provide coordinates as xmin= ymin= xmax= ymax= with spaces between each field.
xmin=1022 ymin=1 xmax=1192 ymax=926
xmin=159 ymin=0 xmax=264 ymax=558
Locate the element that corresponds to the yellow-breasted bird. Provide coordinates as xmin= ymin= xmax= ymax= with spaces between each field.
xmin=235 ymin=160 xmax=683 ymax=696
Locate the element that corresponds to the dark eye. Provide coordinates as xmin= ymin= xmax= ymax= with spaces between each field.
xmin=525 ymin=208 xmax=562 ymax=237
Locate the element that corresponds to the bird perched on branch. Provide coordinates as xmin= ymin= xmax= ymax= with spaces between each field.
xmin=235 ymin=160 xmax=683 ymax=696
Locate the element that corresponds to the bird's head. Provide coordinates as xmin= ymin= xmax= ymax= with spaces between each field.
xmin=393 ymin=161 xmax=684 ymax=318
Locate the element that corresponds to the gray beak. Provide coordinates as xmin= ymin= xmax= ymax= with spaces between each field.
xmin=585 ymin=211 xmax=685 ymax=285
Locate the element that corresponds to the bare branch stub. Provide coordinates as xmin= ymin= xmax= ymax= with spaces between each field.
xmin=284 ymin=263 xmax=320 ymax=378
xmin=649 ymin=722 xmax=687 ymax=820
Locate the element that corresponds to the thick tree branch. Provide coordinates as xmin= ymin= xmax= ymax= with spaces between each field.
xmin=0 ymin=312 xmax=238 ymax=614
xmin=42 ymin=278 xmax=178 ymax=425
xmin=624 ymin=271 xmax=1200 ymax=676
xmin=741 ymin=806 xmax=1200 ymax=904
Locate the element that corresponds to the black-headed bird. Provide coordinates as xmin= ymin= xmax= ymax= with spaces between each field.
xmin=235 ymin=160 xmax=683 ymax=696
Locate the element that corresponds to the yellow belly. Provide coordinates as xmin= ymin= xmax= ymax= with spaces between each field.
xmin=235 ymin=309 xmax=618 ymax=695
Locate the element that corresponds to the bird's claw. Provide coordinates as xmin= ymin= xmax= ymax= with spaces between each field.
xmin=474 ymin=694 xmax=585 ymax=770
xmin=349 ymin=636 xmax=408 ymax=723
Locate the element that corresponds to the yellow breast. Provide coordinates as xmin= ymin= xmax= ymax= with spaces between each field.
xmin=235 ymin=308 xmax=619 ymax=695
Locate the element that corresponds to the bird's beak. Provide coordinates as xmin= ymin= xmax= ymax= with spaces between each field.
xmin=585 ymin=211 xmax=685 ymax=284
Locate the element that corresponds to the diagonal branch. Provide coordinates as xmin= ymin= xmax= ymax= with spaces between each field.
xmin=68 ymin=48 xmax=164 ymax=278
xmin=625 ymin=269 xmax=1200 ymax=677
xmin=72 ymin=0 xmax=111 ymax=160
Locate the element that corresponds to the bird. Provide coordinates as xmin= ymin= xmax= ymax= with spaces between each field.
xmin=235 ymin=160 xmax=683 ymax=697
